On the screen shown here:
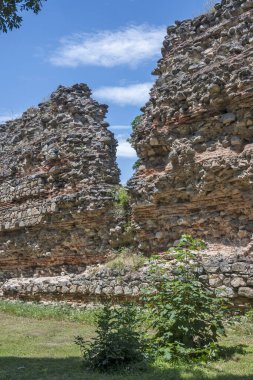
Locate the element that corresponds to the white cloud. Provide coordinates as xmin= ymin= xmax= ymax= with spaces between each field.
xmin=49 ymin=25 xmax=165 ymax=68
xmin=94 ymin=82 xmax=152 ymax=106
xmin=116 ymin=133 xmax=136 ymax=158
xmin=117 ymin=139 xmax=137 ymax=158
xmin=116 ymin=133 xmax=131 ymax=140
xmin=0 ymin=113 xmax=21 ymax=123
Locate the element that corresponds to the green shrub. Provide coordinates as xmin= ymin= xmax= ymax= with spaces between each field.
xmin=142 ymin=235 xmax=227 ymax=363
xmin=246 ymin=309 xmax=253 ymax=322
xmin=75 ymin=302 xmax=146 ymax=372
xmin=131 ymin=115 xmax=142 ymax=130
xmin=114 ymin=186 xmax=129 ymax=209
xmin=127 ymin=115 xmax=142 ymax=147
xmin=172 ymin=234 xmax=206 ymax=251
xmin=132 ymin=159 xmax=141 ymax=171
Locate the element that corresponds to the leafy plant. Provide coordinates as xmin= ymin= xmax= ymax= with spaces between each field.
xmin=172 ymin=234 xmax=207 ymax=251
xmin=131 ymin=115 xmax=142 ymax=130
xmin=114 ymin=186 xmax=129 ymax=209
xmin=75 ymin=302 xmax=146 ymax=372
xmin=141 ymin=235 xmax=227 ymax=363
xmin=127 ymin=115 xmax=142 ymax=147
xmin=132 ymin=159 xmax=141 ymax=171
xmin=245 ymin=308 xmax=253 ymax=322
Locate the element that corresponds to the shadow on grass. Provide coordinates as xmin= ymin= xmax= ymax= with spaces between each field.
xmin=218 ymin=344 xmax=248 ymax=361
xmin=0 ymin=356 xmax=253 ymax=380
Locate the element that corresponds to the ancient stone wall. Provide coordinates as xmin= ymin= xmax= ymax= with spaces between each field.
xmin=0 ymin=84 xmax=120 ymax=280
xmin=2 ymin=244 xmax=253 ymax=306
xmin=2 ymin=0 xmax=253 ymax=305
xmin=129 ymin=0 xmax=253 ymax=253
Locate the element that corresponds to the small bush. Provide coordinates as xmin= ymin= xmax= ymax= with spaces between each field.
xmin=132 ymin=159 xmax=141 ymax=171
xmin=142 ymin=235 xmax=227 ymax=363
xmin=127 ymin=115 xmax=142 ymax=147
xmin=172 ymin=234 xmax=206 ymax=251
xmin=75 ymin=302 xmax=146 ymax=372
xmin=114 ymin=186 xmax=129 ymax=209
xmin=131 ymin=115 xmax=142 ymax=130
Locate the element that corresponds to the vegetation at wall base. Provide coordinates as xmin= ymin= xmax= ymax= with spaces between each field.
xmin=75 ymin=302 xmax=147 ymax=372
xmin=245 ymin=308 xmax=253 ymax=321
xmin=1 ymin=302 xmax=253 ymax=379
xmin=141 ymin=235 xmax=228 ymax=363
xmin=0 ymin=235 xmax=250 ymax=376
xmin=0 ymin=300 xmax=98 ymax=323
xmin=73 ymin=235 xmax=231 ymax=371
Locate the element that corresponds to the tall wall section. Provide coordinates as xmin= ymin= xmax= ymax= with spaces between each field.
xmin=128 ymin=0 xmax=253 ymax=253
xmin=0 ymin=84 xmax=120 ymax=280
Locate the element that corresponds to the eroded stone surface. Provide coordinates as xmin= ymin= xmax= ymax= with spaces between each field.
xmin=2 ymin=245 xmax=253 ymax=306
xmin=2 ymin=0 xmax=253 ymax=305
xmin=0 ymin=84 xmax=120 ymax=280
xmin=129 ymin=0 xmax=253 ymax=254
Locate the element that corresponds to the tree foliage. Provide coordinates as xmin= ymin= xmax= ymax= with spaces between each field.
xmin=0 ymin=0 xmax=46 ymax=32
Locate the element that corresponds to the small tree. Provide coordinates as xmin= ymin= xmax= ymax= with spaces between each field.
xmin=0 ymin=0 xmax=46 ymax=33
xmin=75 ymin=302 xmax=146 ymax=372
xmin=142 ymin=235 xmax=227 ymax=362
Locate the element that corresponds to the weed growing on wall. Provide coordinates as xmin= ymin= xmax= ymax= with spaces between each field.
xmin=114 ymin=186 xmax=129 ymax=209
xmin=127 ymin=114 xmax=143 ymax=147
xmin=106 ymin=247 xmax=146 ymax=270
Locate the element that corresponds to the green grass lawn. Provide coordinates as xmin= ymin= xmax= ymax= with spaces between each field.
xmin=0 ymin=301 xmax=253 ymax=380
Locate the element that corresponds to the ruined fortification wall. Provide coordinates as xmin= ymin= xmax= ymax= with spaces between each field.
xmin=1 ymin=0 xmax=253 ymax=305
xmin=129 ymin=0 xmax=253 ymax=253
xmin=0 ymin=84 xmax=120 ymax=280
xmin=3 ymin=245 xmax=253 ymax=305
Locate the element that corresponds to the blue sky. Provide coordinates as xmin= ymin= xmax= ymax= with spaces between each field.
xmin=0 ymin=0 xmax=210 ymax=183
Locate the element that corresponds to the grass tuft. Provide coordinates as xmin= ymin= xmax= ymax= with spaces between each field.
xmin=106 ymin=250 xmax=146 ymax=271
xmin=0 ymin=300 xmax=98 ymax=323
